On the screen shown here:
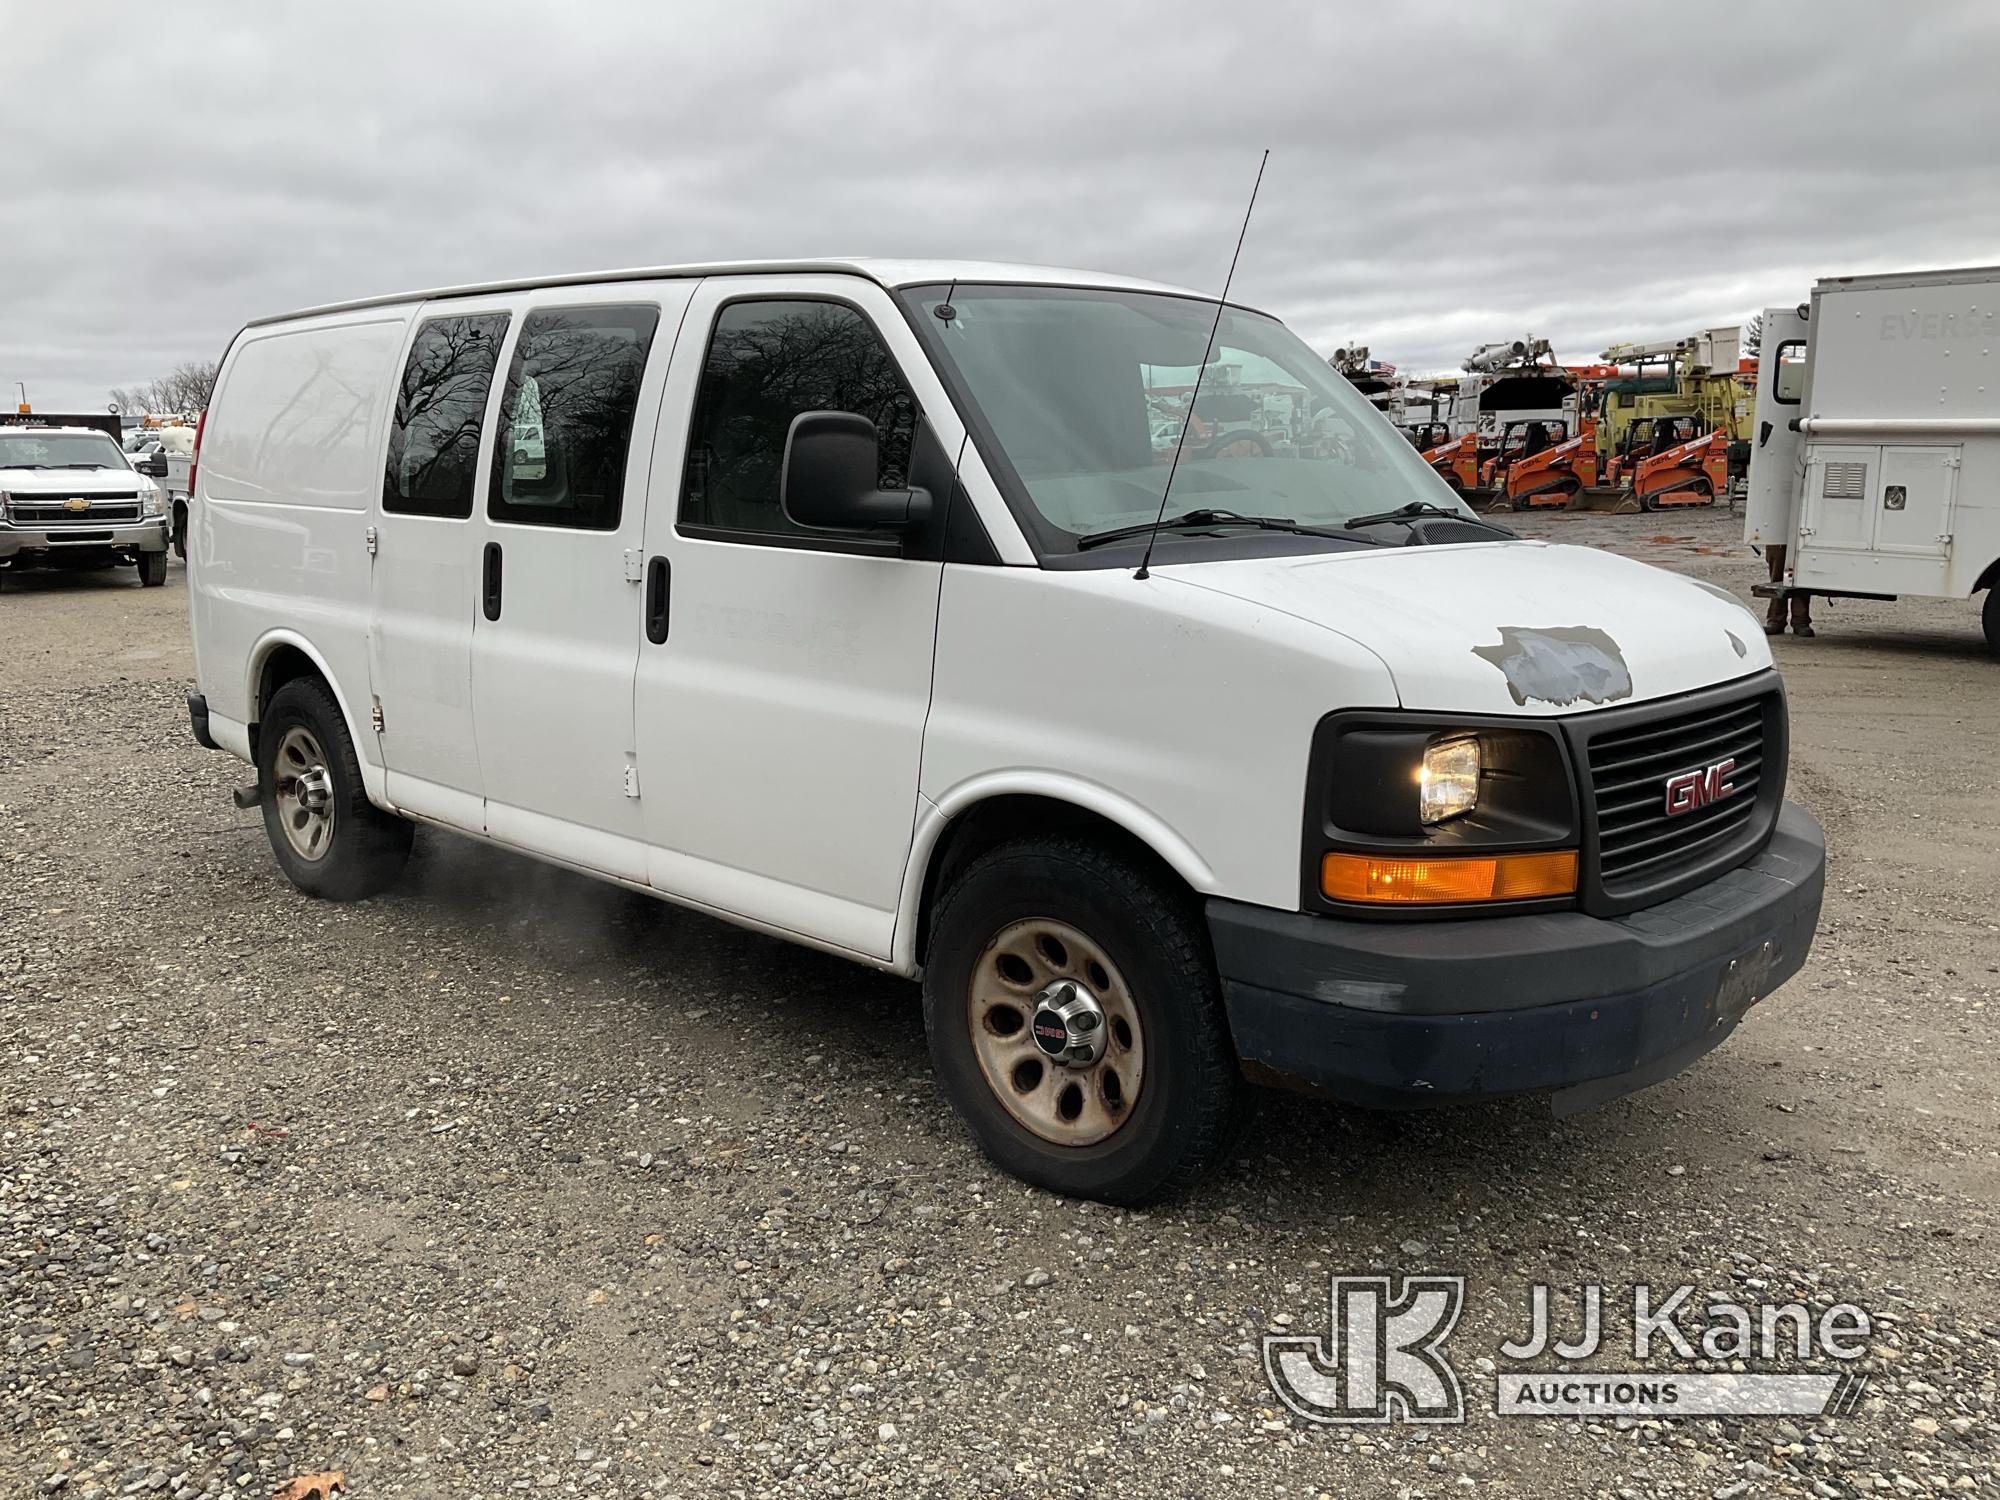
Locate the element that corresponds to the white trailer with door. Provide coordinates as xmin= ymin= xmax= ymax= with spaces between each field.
xmin=1746 ymin=266 xmax=2000 ymax=652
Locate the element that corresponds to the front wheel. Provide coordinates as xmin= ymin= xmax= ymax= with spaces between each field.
xmin=138 ymin=550 xmax=168 ymax=587
xmin=1984 ymin=586 xmax=2000 ymax=655
xmin=257 ymin=678 xmax=412 ymax=899
xmin=922 ymin=835 xmax=1246 ymax=1204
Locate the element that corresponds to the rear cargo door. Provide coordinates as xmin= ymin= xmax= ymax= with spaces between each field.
xmin=1744 ymin=305 xmax=1810 ymax=547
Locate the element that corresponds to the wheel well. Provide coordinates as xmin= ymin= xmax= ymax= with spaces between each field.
xmin=251 ymin=644 xmax=327 ymax=755
xmin=914 ymin=794 xmax=1192 ymax=965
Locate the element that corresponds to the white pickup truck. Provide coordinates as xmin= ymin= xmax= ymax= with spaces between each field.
xmin=0 ymin=423 xmax=171 ymax=587
xmin=184 ymin=259 xmax=1826 ymax=1202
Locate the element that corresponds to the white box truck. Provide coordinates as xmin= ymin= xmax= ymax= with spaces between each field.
xmin=1746 ymin=266 xmax=2000 ymax=652
xmin=184 ymin=259 xmax=1826 ymax=1203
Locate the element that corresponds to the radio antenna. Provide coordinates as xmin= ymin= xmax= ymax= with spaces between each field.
xmin=1135 ymin=148 xmax=1269 ymax=581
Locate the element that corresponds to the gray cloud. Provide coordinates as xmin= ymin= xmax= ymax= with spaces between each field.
xmin=6 ymin=0 xmax=1999 ymax=409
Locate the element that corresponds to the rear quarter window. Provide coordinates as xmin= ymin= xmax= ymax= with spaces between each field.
xmin=203 ymin=317 xmax=406 ymax=509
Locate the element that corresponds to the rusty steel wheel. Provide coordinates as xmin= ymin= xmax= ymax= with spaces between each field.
xmin=967 ymin=917 xmax=1146 ymax=1147
xmin=924 ymin=834 xmax=1244 ymax=1203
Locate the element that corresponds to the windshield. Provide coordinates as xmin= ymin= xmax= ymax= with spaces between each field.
xmin=0 ymin=431 xmax=131 ymax=470
xmin=902 ymin=285 xmax=1469 ymax=551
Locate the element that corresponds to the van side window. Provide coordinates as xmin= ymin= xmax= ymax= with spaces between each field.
xmin=487 ymin=305 xmax=661 ymax=531
xmin=679 ymin=299 xmax=916 ymax=539
xmin=384 ymin=313 xmax=509 ymax=519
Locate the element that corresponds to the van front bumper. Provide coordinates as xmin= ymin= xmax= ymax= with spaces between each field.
xmin=0 ymin=517 xmax=169 ymax=559
xmin=1208 ymin=801 xmax=1825 ymax=1113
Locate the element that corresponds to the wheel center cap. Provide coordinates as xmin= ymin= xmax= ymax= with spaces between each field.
xmin=1030 ymin=980 xmax=1107 ymax=1068
xmin=295 ymin=767 xmax=333 ymax=812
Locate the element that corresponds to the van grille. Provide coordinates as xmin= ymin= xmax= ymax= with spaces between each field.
xmin=1568 ymin=677 xmax=1784 ymax=913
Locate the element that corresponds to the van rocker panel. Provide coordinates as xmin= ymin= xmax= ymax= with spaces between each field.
xmin=1209 ymin=801 xmax=1825 ymax=1109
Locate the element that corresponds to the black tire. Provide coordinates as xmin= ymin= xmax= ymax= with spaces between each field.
xmin=1984 ymin=586 xmax=2000 ymax=655
xmin=139 ymin=550 xmax=168 ymax=587
xmin=922 ymin=835 xmax=1246 ymax=1205
xmin=172 ymin=503 xmax=188 ymax=560
xmin=257 ymin=677 xmax=412 ymax=900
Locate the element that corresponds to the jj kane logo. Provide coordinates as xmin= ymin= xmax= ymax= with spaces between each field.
xmin=1264 ymin=1276 xmax=1466 ymax=1424
xmin=1265 ymin=1275 xmax=1876 ymax=1426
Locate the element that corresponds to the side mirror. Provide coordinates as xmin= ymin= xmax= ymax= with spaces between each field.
xmin=780 ymin=411 xmax=931 ymax=533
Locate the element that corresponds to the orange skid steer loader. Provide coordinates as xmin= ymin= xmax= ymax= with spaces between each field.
xmin=1632 ymin=427 xmax=1730 ymax=509
xmin=1496 ymin=418 xmax=1599 ymax=510
xmin=1422 ymin=430 xmax=1483 ymax=500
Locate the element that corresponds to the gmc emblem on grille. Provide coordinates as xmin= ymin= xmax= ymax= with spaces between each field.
xmin=1664 ymin=758 xmax=1737 ymax=817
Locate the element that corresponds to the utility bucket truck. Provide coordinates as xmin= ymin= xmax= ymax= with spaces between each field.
xmin=1747 ymin=267 xmax=2000 ymax=653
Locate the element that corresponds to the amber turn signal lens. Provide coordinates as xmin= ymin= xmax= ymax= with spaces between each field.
xmin=1320 ymin=849 xmax=1578 ymax=905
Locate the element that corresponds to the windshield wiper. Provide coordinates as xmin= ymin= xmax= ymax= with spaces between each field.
xmin=1343 ymin=500 xmax=1472 ymax=530
xmin=1077 ymin=507 xmax=1376 ymax=551
xmin=4 ymin=463 xmax=52 ymax=470
xmin=59 ymin=462 xmax=115 ymax=469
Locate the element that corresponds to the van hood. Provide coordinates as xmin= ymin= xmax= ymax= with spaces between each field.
xmin=1158 ymin=540 xmax=1772 ymax=716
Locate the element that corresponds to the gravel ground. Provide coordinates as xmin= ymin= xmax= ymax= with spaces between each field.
xmin=2 ymin=510 xmax=1996 ymax=1499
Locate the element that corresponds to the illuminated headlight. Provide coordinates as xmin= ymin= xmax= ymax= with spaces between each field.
xmin=1419 ymin=736 xmax=1481 ymax=824
xmin=138 ymin=482 xmax=164 ymax=516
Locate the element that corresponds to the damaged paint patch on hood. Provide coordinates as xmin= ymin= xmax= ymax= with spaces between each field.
xmin=1472 ymin=625 xmax=1633 ymax=707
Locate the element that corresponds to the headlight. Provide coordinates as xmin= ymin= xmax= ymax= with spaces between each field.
xmin=1418 ymin=735 xmax=1481 ymax=824
xmin=139 ymin=482 xmax=164 ymax=516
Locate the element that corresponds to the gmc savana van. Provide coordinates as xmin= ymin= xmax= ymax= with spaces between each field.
xmin=185 ymin=260 xmax=1825 ymax=1203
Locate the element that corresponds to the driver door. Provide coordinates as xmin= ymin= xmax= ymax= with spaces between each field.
xmin=633 ymin=276 xmax=960 ymax=960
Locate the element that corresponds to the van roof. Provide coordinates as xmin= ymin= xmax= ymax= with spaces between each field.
xmin=247 ymin=259 xmax=1228 ymax=328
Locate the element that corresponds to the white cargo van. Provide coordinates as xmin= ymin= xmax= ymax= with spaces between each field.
xmin=1746 ymin=266 xmax=2000 ymax=652
xmin=186 ymin=260 xmax=1825 ymax=1202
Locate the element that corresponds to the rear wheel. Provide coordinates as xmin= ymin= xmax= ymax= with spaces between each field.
xmin=138 ymin=550 xmax=167 ymax=587
xmin=1984 ymin=586 xmax=2000 ymax=655
xmin=257 ymin=678 xmax=412 ymax=899
xmin=922 ymin=835 xmax=1245 ymax=1204
xmin=172 ymin=502 xmax=188 ymax=559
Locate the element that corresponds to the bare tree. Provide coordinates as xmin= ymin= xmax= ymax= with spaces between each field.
xmin=1743 ymin=314 xmax=1763 ymax=359
xmin=110 ymin=358 xmax=220 ymax=417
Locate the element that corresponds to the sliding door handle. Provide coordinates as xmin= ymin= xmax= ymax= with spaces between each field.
xmin=644 ymin=555 xmax=671 ymax=644
xmin=482 ymin=541 xmax=503 ymax=621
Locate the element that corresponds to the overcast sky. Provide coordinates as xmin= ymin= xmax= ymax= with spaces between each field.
xmin=6 ymin=0 xmax=2000 ymax=410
